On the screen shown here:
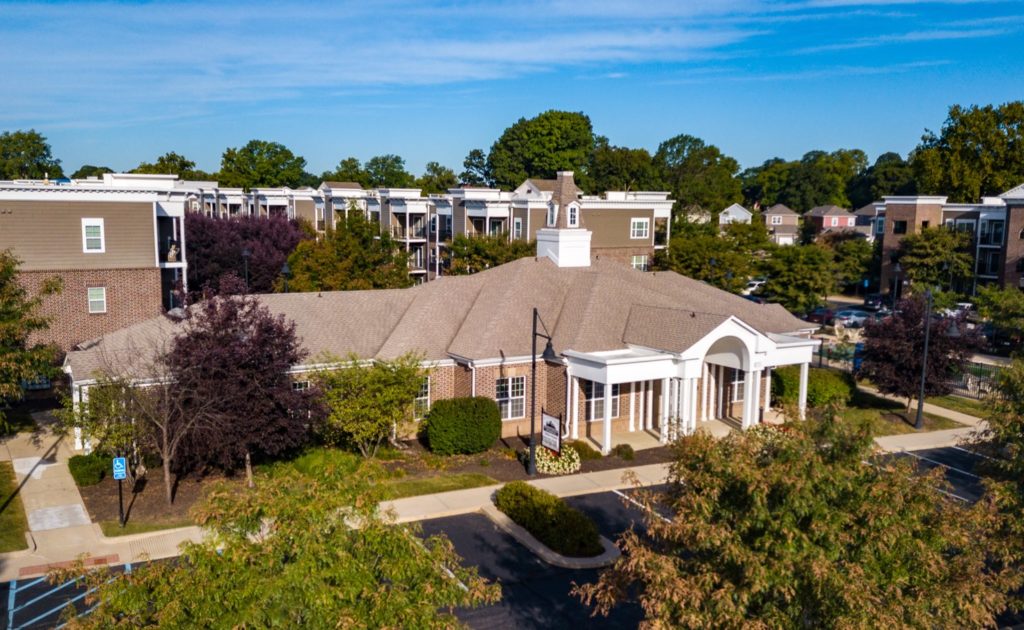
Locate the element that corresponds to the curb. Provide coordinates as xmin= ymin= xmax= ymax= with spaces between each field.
xmin=481 ymin=503 xmax=620 ymax=570
xmin=90 ymin=522 xmax=204 ymax=544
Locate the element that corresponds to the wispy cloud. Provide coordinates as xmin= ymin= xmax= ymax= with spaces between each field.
xmin=659 ymin=59 xmax=951 ymax=83
xmin=794 ymin=25 xmax=1016 ymax=53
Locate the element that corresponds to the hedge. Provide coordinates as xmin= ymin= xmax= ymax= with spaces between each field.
xmin=772 ymin=366 xmax=855 ymax=408
xmin=494 ymin=481 xmax=603 ymax=557
xmin=68 ymin=453 xmax=107 ymax=487
xmin=424 ymin=397 xmax=502 ymax=455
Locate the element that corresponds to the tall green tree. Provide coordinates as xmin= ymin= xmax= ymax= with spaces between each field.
xmin=446 ymin=234 xmax=535 ymax=275
xmin=740 ymin=157 xmax=793 ymax=208
xmin=131 ymin=151 xmax=211 ymax=179
xmin=652 ymin=222 xmax=764 ymax=294
xmin=576 ymin=418 xmax=1019 ymax=628
xmin=759 ymin=245 xmax=836 ymax=313
xmin=742 ymin=149 xmax=867 ymax=213
xmin=416 ymin=161 xmax=458 ymax=194
xmin=70 ymin=164 xmax=113 ymax=179
xmin=0 ymin=129 xmax=63 ymax=179
xmin=819 ymin=231 xmax=874 ymax=291
xmin=321 ymin=157 xmax=368 ymax=187
xmin=912 ymin=101 xmax=1024 ymax=202
xmin=976 ymin=286 xmax=1024 ymax=348
xmin=285 ymin=212 xmax=412 ymax=291
xmin=896 ymin=227 xmax=974 ymax=292
xmin=364 ymin=154 xmax=415 ymax=188
xmin=487 ymin=110 xmax=595 ymax=190
xmin=219 ymin=140 xmax=307 ymax=190
xmin=654 ymin=134 xmax=742 ymax=213
xmin=459 ymin=148 xmax=491 ymax=186
xmin=57 ymin=456 xmax=499 ymax=627
xmin=316 ymin=353 xmax=425 ymax=458
xmin=0 ymin=251 xmax=60 ymax=432
xmin=589 ymin=136 xmax=663 ymax=193
xmin=846 ymin=152 xmax=915 ymax=208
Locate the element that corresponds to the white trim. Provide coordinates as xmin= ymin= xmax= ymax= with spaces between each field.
xmin=630 ymin=217 xmax=650 ymax=240
xmin=81 ymin=218 xmax=106 ymax=253
xmin=87 ymin=286 xmax=107 ymax=314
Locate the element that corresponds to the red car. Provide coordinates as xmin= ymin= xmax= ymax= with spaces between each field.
xmin=803 ymin=307 xmax=834 ymax=326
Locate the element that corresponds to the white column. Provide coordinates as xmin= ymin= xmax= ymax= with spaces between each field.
xmin=659 ymin=378 xmax=669 ymax=443
xmin=741 ymin=370 xmax=755 ymax=429
xmin=679 ymin=378 xmax=691 ymax=438
xmin=798 ymin=362 xmax=809 ymax=421
xmin=750 ymin=370 xmax=762 ymax=428
xmin=645 ymin=380 xmax=654 ymax=431
xmin=637 ymin=381 xmax=645 ymax=432
xmin=689 ymin=377 xmax=699 ymax=434
xmin=628 ymin=382 xmax=636 ymax=432
xmin=763 ymin=367 xmax=772 ymax=418
xmin=571 ymin=376 xmax=580 ymax=439
xmin=602 ymin=381 xmax=613 ymax=455
xmin=701 ymin=363 xmax=710 ymax=423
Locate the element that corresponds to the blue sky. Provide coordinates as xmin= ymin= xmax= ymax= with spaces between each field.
xmin=1 ymin=0 xmax=1022 ymax=177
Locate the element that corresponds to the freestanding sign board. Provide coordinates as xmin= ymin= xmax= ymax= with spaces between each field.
xmin=112 ymin=457 xmax=127 ymax=481
xmin=541 ymin=411 xmax=561 ymax=455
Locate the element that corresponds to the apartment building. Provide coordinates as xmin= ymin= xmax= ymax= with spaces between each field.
xmin=0 ymin=173 xmax=191 ymax=351
xmin=876 ymin=185 xmax=1024 ymax=295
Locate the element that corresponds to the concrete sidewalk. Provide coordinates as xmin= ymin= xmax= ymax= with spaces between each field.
xmin=857 ymin=384 xmax=989 ymax=452
xmin=381 ymin=462 xmax=670 ymax=524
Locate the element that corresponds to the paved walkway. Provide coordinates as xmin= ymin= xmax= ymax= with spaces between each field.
xmin=857 ymin=384 xmax=989 ymax=453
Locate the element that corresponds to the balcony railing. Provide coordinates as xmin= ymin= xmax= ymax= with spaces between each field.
xmin=390 ymin=225 xmax=427 ymax=239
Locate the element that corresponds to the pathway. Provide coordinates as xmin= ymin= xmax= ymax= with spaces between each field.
xmin=856 ymin=384 xmax=989 ymax=453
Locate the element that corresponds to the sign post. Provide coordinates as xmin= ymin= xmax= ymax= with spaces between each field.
xmin=541 ymin=411 xmax=561 ymax=455
xmin=112 ymin=457 xmax=127 ymax=528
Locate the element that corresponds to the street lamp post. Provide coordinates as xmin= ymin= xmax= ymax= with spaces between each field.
xmin=529 ymin=307 xmax=559 ymax=476
xmin=915 ymin=288 xmax=934 ymax=430
xmin=281 ymin=262 xmax=291 ymax=293
xmin=241 ymin=247 xmax=251 ymax=290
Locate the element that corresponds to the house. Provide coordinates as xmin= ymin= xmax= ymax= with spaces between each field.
xmin=762 ymin=203 xmax=800 ymax=246
xmin=718 ymin=203 xmax=753 ymax=226
xmin=805 ymin=205 xmax=856 ymax=236
xmin=854 ymin=202 xmax=885 ymax=243
xmin=0 ymin=173 xmax=191 ymax=351
xmin=64 ymin=194 xmax=819 ymax=456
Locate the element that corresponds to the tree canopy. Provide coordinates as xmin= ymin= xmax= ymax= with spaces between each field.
xmin=846 ymin=152 xmax=915 ymax=208
xmin=322 ymin=157 xmax=368 ymax=187
xmin=446 ymin=234 xmax=535 ymax=275
xmin=131 ymin=151 xmax=211 ymax=180
xmin=416 ymin=161 xmax=458 ymax=194
xmin=577 ymin=418 xmax=1020 ymax=628
xmin=590 ymin=136 xmax=663 ymax=193
xmin=976 ymin=286 xmax=1024 ymax=348
xmin=0 ymin=129 xmax=63 ymax=179
xmin=487 ymin=110 xmax=595 ymax=190
xmin=818 ymin=232 xmax=875 ymax=291
xmin=654 ymin=133 xmax=742 ymax=212
xmin=365 ymin=154 xmax=415 ymax=188
xmin=896 ymin=226 xmax=974 ymax=292
xmin=741 ymin=149 xmax=868 ymax=212
xmin=459 ymin=148 xmax=490 ymax=186
xmin=759 ymin=244 xmax=836 ymax=313
xmin=219 ymin=140 xmax=308 ymax=189
xmin=653 ymin=222 xmax=767 ymax=294
xmin=70 ymin=164 xmax=113 ymax=179
xmin=286 ymin=212 xmax=412 ymax=291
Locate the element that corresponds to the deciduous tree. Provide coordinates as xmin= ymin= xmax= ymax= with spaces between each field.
xmin=459 ymin=148 xmax=491 ymax=186
xmin=69 ymin=164 xmax=113 ymax=179
xmin=446 ymin=234 xmax=535 ymax=275
xmin=589 ymin=136 xmax=662 ymax=193
xmin=652 ymin=222 xmax=762 ymax=294
xmin=316 ymin=353 xmax=426 ymax=457
xmin=219 ymin=140 xmax=308 ymax=189
xmin=364 ymin=154 xmax=415 ymax=188
xmin=487 ymin=110 xmax=595 ymax=190
xmin=286 ymin=212 xmax=412 ymax=291
xmin=896 ymin=226 xmax=974 ymax=292
xmin=759 ymin=244 xmax=836 ymax=313
xmin=819 ymin=231 xmax=874 ymax=291
xmin=576 ymin=418 xmax=1020 ymax=628
xmin=416 ymin=161 xmax=458 ymax=194
xmin=654 ymin=134 xmax=742 ymax=213
xmin=322 ymin=156 xmax=368 ymax=187
xmin=131 ymin=151 xmax=211 ymax=179
xmin=0 ymin=129 xmax=63 ymax=179
xmin=976 ymin=286 xmax=1024 ymax=349
xmin=846 ymin=151 xmax=915 ymax=208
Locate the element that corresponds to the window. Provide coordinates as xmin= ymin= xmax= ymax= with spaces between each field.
xmin=496 ymin=376 xmax=525 ymax=420
xmin=547 ymin=204 xmax=557 ymax=227
xmin=414 ymin=377 xmax=430 ymax=419
xmin=567 ymin=204 xmax=579 ymax=227
xmin=291 ymin=380 xmax=310 ymax=391
xmin=893 ymin=220 xmax=908 ymax=234
xmin=771 ymin=215 xmax=782 ymax=225
xmin=631 ymin=255 xmax=648 ymax=271
xmin=584 ymin=381 xmax=619 ymax=421
xmin=630 ymin=218 xmax=650 ymax=239
xmin=87 ymin=287 xmax=107 ymax=314
xmin=81 ymin=218 xmax=105 ymax=253
xmin=513 ymin=217 xmax=523 ymax=240
xmin=921 ymin=220 xmax=930 ymax=229
xmin=830 ymin=217 xmax=839 ymax=227
xmin=875 ymin=218 xmax=885 ymax=234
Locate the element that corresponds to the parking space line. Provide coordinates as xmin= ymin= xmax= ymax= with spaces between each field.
xmin=612 ymin=489 xmax=670 ymax=524
xmin=902 ymin=451 xmax=981 ymax=479
xmin=951 ymin=445 xmax=996 ymax=462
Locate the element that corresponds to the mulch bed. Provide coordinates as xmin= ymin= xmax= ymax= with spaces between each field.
xmin=79 ymin=469 xmax=243 ymax=526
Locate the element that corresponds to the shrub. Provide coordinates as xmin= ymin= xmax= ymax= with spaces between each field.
xmin=288 ymin=447 xmax=361 ymax=478
xmin=424 ymin=397 xmax=501 ymax=455
xmin=531 ymin=446 xmax=581 ymax=475
xmin=772 ymin=366 xmax=855 ymax=408
xmin=610 ymin=444 xmax=635 ymax=461
xmin=68 ymin=453 xmax=107 ymax=487
xmin=564 ymin=440 xmax=602 ymax=461
xmin=494 ymin=481 xmax=603 ymax=557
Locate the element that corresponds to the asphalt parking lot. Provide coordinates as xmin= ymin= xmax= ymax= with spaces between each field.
xmin=890 ymin=445 xmax=988 ymax=503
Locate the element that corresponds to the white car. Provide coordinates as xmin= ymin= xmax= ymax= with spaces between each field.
xmin=742 ymin=279 xmax=766 ymax=296
xmin=834 ymin=309 xmax=870 ymax=328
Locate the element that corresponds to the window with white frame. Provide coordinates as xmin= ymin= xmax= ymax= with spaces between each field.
xmin=876 ymin=218 xmax=885 ymax=234
xmin=584 ymin=381 xmax=619 ymax=421
xmin=81 ymin=218 xmax=105 ymax=253
xmin=830 ymin=217 xmax=839 ymax=227
xmin=771 ymin=215 xmax=782 ymax=225
xmin=547 ymin=204 xmax=557 ymax=227
xmin=630 ymin=218 xmax=650 ymax=239
xmin=496 ymin=376 xmax=526 ymax=420
xmin=87 ymin=287 xmax=107 ymax=314
xmin=631 ymin=255 xmax=648 ymax=271
xmin=414 ymin=377 xmax=430 ymax=419
xmin=513 ymin=217 xmax=523 ymax=240
xmin=567 ymin=204 xmax=579 ymax=227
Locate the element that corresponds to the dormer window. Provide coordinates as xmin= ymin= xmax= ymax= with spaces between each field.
xmin=547 ymin=203 xmax=557 ymax=227
xmin=567 ymin=204 xmax=579 ymax=227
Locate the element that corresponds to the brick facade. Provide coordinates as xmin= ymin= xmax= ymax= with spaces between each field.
xmin=1003 ymin=204 xmax=1024 ymax=290
xmin=21 ymin=268 xmax=163 ymax=352
xmin=591 ymin=246 xmax=656 ymax=267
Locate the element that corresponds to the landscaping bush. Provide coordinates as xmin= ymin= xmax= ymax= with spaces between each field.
xmin=68 ymin=453 xmax=107 ymax=487
xmin=494 ymin=481 xmax=603 ymax=557
xmin=532 ymin=446 xmax=581 ymax=475
xmin=772 ymin=366 xmax=855 ymax=408
xmin=610 ymin=444 xmax=635 ymax=461
xmin=564 ymin=440 xmax=602 ymax=461
xmin=424 ymin=397 xmax=501 ymax=455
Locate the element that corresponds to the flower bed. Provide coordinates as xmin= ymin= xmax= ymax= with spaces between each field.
xmin=531 ymin=446 xmax=581 ymax=475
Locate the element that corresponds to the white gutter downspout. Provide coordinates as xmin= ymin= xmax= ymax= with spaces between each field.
xmin=563 ymin=362 xmax=572 ymax=439
xmin=469 ymin=361 xmax=477 ymax=397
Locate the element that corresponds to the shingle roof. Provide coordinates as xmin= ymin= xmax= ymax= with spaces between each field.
xmin=854 ymin=202 xmax=882 ymax=216
xmin=65 ymin=258 xmax=813 ymax=382
xmin=807 ymin=205 xmax=852 ymax=217
xmin=524 ymin=177 xmax=582 ymax=198
xmin=764 ymin=203 xmax=797 ymax=216
xmin=1001 ymin=182 xmax=1024 ymax=200
xmin=321 ymin=181 xmax=363 ymax=190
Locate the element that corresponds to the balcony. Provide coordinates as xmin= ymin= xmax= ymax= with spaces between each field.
xmin=390 ymin=225 xmax=427 ymax=240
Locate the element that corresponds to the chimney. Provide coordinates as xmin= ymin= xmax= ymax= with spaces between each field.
xmin=536 ymin=170 xmax=592 ymax=267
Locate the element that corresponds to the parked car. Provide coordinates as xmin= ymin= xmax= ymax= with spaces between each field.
xmin=834 ymin=309 xmax=870 ymax=328
xmin=863 ymin=293 xmax=884 ymax=311
xmin=742 ymin=294 xmax=767 ymax=304
xmin=742 ymin=279 xmax=766 ymax=296
xmin=804 ymin=307 xmax=834 ymax=326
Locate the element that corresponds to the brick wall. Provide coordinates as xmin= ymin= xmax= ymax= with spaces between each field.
xmin=1003 ymin=204 xmax=1024 ymax=290
xmin=591 ymin=246 xmax=655 ymax=267
xmin=21 ymin=268 xmax=163 ymax=353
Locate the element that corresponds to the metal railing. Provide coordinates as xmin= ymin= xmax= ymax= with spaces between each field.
xmin=390 ymin=225 xmax=427 ymax=239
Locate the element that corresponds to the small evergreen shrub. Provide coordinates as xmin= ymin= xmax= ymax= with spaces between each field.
xmin=610 ymin=444 xmax=635 ymax=461
xmin=772 ymin=366 xmax=855 ymax=408
xmin=68 ymin=453 xmax=107 ymax=487
xmin=564 ymin=440 xmax=602 ymax=461
xmin=424 ymin=397 xmax=501 ymax=455
xmin=494 ymin=481 xmax=603 ymax=557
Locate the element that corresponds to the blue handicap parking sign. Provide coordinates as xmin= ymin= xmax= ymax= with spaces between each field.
xmin=112 ymin=457 xmax=127 ymax=481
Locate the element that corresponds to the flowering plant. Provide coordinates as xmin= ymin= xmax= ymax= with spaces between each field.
xmin=531 ymin=445 xmax=582 ymax=475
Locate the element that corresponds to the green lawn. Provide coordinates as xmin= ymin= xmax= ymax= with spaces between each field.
xmin=99 ymin=518 xmax=193 ymax=537
xmin=382 ymin=473 xmax=499 ymax=500
xmin=925 ymin=395 xmax=990 ymax=418
xmin=839 ymin=390 xmax=966 ymax=436
xmin=0 ymin=461 xmax=30 ymax=552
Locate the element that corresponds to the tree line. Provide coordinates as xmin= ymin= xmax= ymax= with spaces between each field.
xmin=3 ymin=100 xmax=1022 ymax=204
